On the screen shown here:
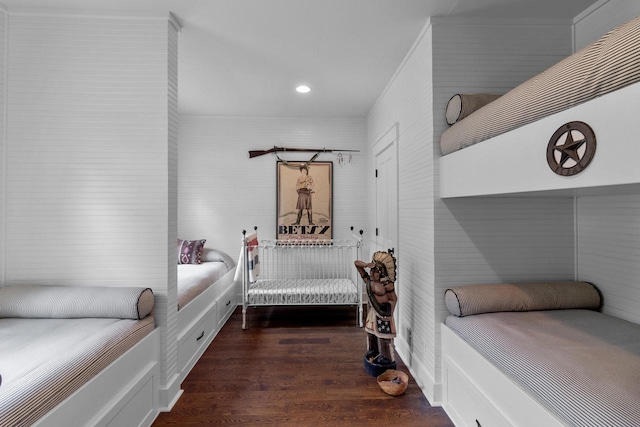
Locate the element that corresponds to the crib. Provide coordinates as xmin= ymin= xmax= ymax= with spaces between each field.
xmin=239 ymin=229 xmax=363 ymax=329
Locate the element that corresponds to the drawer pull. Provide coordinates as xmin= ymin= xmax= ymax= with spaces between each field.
xmin=226 ymin=300 xmax=231 ymax=307
xmin=196 ymin=331 xmax=205 ymax=341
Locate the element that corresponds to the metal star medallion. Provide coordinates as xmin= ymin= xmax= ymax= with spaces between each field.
xmin=546 ymin=121 xmax=596 ymax=176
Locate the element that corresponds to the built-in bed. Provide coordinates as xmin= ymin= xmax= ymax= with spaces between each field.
xmin=0 ymin=285 xmax=158 ymax=427
xmin=176 ymin=240 xmax=237 ymax=383
xmin=441 ymin=281 xmax=640 ymax=427
xmin=440 ymin=14 xmax=640 ymax=198
xmin=437 ymin=14 xmax=640 ymax=426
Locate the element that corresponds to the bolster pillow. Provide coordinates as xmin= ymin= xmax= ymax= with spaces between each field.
xmin=445 ymin=281 xmax=601 ymax=317
xmin=445 ymin=93 xmax=501 ymax=125
xmin=0 ymin=285 xmax=154 ymax=319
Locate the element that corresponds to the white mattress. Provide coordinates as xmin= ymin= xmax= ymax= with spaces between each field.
xmin=247 ymin=278 xmax=359 ymax=305
xmin=0 ymin=316 xmax=154 ymax=427
xmin=446 ymin=309 xmax=640 ymax=426
xmin=178 ymin=261 xmax=230 ymax=309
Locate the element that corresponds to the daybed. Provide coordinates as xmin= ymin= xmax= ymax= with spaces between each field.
xmin=238 ymin=230 xmax=363 ymax=329
xmin=439 ymin=14 xmax=640 ymax=198
xmin=0 ymin=285 xmax=159 ymax=427
xmin=176 ymin=239 xmax=237 ymax=382
xmin=441 ymin=281 xmax=640 ymax=427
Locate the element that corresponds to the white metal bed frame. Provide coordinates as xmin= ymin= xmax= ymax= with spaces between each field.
xmin=240 ymin=230 xmax=363 ymax=329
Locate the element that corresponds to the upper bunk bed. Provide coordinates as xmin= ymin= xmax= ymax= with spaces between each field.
xmin=439 ymin=14 xmax=640 ymax=198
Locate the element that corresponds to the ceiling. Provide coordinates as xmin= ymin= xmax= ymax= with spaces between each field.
xmin=2 ymin=0 xmax=599 ymax=117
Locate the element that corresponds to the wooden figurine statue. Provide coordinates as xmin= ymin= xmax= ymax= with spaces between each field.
xmin=355 ymin=250 xmax=397 ymax=376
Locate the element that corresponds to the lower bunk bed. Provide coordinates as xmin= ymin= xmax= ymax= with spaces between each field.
xmin=440 ymin=281 xmax=640 ymax=427
xmin=176 ymin=241 xmax=238 ymax=383
xmin=0 ymin=285 xmax=159 ymax=427
xmin=238 ymin=230 xmax=363 ymax=329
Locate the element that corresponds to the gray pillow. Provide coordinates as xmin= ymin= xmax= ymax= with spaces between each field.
xmin=445 ymin=281 xmax=600 ymax=317
xmin=0 ymin=285 xmax=154 ymax=320
xmin=202 ymin=248 xmax=236 ymax=269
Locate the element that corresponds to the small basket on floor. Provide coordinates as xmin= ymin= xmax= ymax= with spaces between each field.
xmin=377 ymin=369 xmax=408 ymax=396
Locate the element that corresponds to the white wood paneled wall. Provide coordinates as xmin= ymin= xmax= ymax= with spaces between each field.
xmin=430 ymin=18 xmax=578 ymax=397
xmin=577 ymin=194 xmax=640 ymax=324
xmin=3 ymin=11 xmax=179 ymax=401
xmin=368 ymin=16 xmax=579 ymax=403
xmin=574 ymin=0 xmax=640 ymax=50
xmin=177 ymin=115 xmax=368 ymax=259
xmin=5 ymin=13 xmax=172 ymax=288
xmin=368 ymin=21 xmax=437 ymax=398
xmin=162 ymin=16 xmax=181 ymax=408
xmin=573 ymin=0 xmax=640 ymax=327
xmin=0 ymin=6 xmax=6 ymax=284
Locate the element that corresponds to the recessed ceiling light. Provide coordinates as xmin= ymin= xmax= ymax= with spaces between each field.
xmin=296 ymin=85 xmax=311 ymax=94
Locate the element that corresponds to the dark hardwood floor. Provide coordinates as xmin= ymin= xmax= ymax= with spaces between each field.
xmin=153 ymin=305 xmax=454 ymax=426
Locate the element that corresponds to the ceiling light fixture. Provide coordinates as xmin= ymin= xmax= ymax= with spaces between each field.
xmin=296 ymin=85 xmax=311 ymax=94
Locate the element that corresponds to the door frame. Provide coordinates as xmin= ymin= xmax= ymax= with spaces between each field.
xmin=372 ymin=121 xmax=399 ymax=270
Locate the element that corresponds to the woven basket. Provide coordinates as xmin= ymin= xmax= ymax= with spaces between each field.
xmin=377 ymin=369 xmax=408 ymax=396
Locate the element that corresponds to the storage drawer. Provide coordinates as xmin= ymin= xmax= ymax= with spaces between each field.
xmin=216 ymin=284 xmax=237 ymax=327
xmin=444 ymin=360 xmax=510 ymax=427
xmin=178 ymin=306 xmax=217 ymax=375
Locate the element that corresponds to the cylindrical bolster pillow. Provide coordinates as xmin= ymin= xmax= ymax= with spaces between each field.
xmin=445 ymin=281 xmax=601 ymax=317
xmin=445 ymin=93 xmax=501 ymax=125
xmin=0 ymin=285 xmax=154 ymax=319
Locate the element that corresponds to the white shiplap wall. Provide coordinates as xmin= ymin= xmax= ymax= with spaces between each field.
xmin=6 ymin=13 xmax=172 ymax=288
xmin=367 ymin=17 xmax=578 ymax=403
xmin=367 ymin=22 xmax=437 ymax=399
xmin=0 ymin=7 xmax=6 ymax=285
xmin=4 ymin=11 xmax=179 ymax=399
xmin=431 ymin=20 xmax=578 ymax=400
xmin=161 ymin=16 xmax=181 ymax=408
xmin=574 ymin=0 xmax=640 ymax=326
xmin=574 ymin=0 xmax=640 ymax=50
xmin=577 ymin=194 xmax=640 ymax=324
xmin=177 ymin=115 xmax=368 ymax=259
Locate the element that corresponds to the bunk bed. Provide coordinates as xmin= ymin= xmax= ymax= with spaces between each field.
xmin=439 ymin=13 xmax=640 ymax=198
xmin=0 ymin=285 xmax=159 ymax=427
xmin=441 ymin=281 xmax=640 ymax=427
xmin=437 ymin=12 xmax=640 ymax=427
xmin=176 ymin=240 xmax=237 ymax=382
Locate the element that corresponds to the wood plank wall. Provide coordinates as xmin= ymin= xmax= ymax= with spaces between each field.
xmin=368 ymin=16 xmax=579 ymax=403
xmin=177 ymin=115 xmax=368 ymax=259
xmin=0 ymin=6 xmax=6 ymax=284
xmin=3 ymin=10 xmax=179 ymax=401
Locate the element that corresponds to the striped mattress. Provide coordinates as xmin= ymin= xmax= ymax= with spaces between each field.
xmin=0 ymin=316 xmax=154 ymax=427
xmin=440 ymin=14 xmax=640 ymax=155
xmin=178 ymin=261 xmax=231 ymax=309
xmin=247 ymin=278 xmax=359 ymax=306
xmin=446 ymin=309 xmax=640 ymax=426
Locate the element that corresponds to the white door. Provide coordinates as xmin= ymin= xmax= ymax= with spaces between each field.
xmin=374 ymin=124 xmax=398 ymax=256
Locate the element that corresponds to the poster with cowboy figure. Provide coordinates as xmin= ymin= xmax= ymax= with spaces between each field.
xmin=276 ymin=161 xmax=332 ymax=242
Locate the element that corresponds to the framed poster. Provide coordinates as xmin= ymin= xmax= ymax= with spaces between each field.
xmin=277 ymin=161 xmax=332 ymax=242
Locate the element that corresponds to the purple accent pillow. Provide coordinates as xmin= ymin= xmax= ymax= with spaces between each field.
xmin=177 ymin=239 xmax=206 ymax=264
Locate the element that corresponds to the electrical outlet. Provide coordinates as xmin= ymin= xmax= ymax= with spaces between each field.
xmin=406 ymin=327 xmax=413 ymax=352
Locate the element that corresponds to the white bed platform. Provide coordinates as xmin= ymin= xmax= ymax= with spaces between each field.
xmin=441 ymin=324 xmax=564 ymax=427
xmin=177 ymin=267 xmax=237 ymax=383
xmin=440 ymin=80 xmax=640 ymax=199
xmin=33 ymin=329 xmax=161 ymax=427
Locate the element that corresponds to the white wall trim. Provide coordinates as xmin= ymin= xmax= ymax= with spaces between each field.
xmin=397 ymin=342 xmax=441 ymax=405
